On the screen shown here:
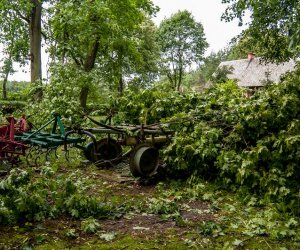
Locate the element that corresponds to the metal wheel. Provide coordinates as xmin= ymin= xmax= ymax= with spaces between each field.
xmin=84 ymin=138 xmax=122 ymax=162
xmin=129 ymin=143 xmax=159 ymax=178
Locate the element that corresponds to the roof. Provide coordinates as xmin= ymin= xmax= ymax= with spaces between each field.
xmin=218 ymin=57 xmax=296 ymax=87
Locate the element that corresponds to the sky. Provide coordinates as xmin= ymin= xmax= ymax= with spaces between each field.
xmin=151 ymin=0 xmax=245 ymax=54
xmin=10 ymin=0 xmax=246 ymax=81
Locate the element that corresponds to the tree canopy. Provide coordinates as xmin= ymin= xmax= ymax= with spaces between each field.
xmin=0 ymin=1 xmax=31 ymax=99
xmin=48 ymin=0 xmax=158 ymax=106
xmin=221 ymin=0 xmax=299 ymax=62
xmin=0 ymin=0 xmax=46 ymax=99
xmin=158 ymin=10 xmax=208 ymax=91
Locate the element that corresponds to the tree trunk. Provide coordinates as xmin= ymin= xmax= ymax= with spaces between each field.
xmin=177 ymin=67 xmax=183 ymax=92
xmin=2 ymin=71 xmax=9 ymax=100
xmin=80 ymin=86 xmax=89 ymax=110
xmin=2 ymin=57 xmax=12 ymax=100
xmin=79 ymin=40 xmax=99 ymax=110
xmin=118 ymin=76 xmax=123 ymax=96
xmin=30 ymin=0 xmax=42 ymax=99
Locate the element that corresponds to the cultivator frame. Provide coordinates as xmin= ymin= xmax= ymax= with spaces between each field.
xmin=0 ymin=116 xmax=28 ymax=165
xmin=1 ymin=112 xmax=175 ymax=178
xmin=15 ymin=113 xmax=85 ymax=164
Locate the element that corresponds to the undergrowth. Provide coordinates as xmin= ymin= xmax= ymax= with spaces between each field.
xmin=113 ymin=74 xmax=300 ymax=215
xmin=0 ymin=166 xmax=117 ymax=225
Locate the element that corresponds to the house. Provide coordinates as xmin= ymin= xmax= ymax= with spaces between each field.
xmin=218 ymin=53 xmax=296 ymax=89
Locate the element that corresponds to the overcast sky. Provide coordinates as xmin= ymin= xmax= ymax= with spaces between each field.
xmin=11 ymin=0 xmax=245 ymax=81
xmin=151 ymin=0 xmax=245 ymax=54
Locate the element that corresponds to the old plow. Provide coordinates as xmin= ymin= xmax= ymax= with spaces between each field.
xmin=66 ymin=116 xmax=174 ymax=178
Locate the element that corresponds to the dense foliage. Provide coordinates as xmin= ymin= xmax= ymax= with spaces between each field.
xmin=221 ymin=0 xmax=299 ymax=62
xmin=158 ymin=10 xmax=208 ymax=91
xmin=170 ymin=80 xmax=300 ymax=214
xmin=3 ymin=59 xmax=299 ymax=216
xmin=0 ymin=167 xmax=115 ymax=225
xmin=1 ymin=1 xmax=300 ymax=239
xmin=114 ymin=70 xmax=300 ymax=215
xmin=112 ymin=86 xmax=201 ymax=125
xmin=47 ymin=0 xmax=159 ymax=107
xmin=27 ymin=64 xmax=101 ymax=127
xmin=0 ymin=0 xmax=159 ymax=106
xmin=0 ymin=0 xmax=30 ymax=99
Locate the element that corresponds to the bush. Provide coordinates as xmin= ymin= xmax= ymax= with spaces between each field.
xmin=27 ymin=63 xmax=110 ymax=127
xmin=0 ymin=168 xmax=114 ymax=225
xmin=0 ymin=100 xmax=26 ymax=114
xmin=159 ymin=77 xmax=300 ymax=214
xmin=112 ymin=87 xmax=202 ymax=125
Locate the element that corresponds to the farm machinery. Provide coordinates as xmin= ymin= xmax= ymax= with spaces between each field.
xmin=0 ymin=115 xmax=28 ymax=164
xmin=0 ymin=113 xmax=174 ymax=178
xmin=67 ymin=116 xmax=174 ymax=177
xmin=14 ymin=113 xmax=85 ymax=164
xmin=1 ymin=113 xmax=85 ymax=166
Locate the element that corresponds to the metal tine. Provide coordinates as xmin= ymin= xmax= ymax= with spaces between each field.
xmin=64 ymin=146 xmax=70 ymax=162
xmin=34 ymin=146 xmax=47 ymax=167
xmin=53 ymin=146 xmax=59 ymax=159
xmin=8 ymin=153 xmax=17 ymax=167
xmin=63 ymin=144 xmax=70 ymax=162
xmin=45 ymin=147 xmax=52 ymax=162
xmin=54 ymin=147 xmax=59 ymax=159
xmin=45 ymin=146 xmax=57 ymax=162
xmin=34 ymin=148 xmax=42 ymax=167
xmin=42 ymin=147 xmax=49 ymax=164
xmin=26 ymin=145 xmax=36 ymax=166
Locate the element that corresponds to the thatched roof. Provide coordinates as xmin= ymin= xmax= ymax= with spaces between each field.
xmin=218 ymin=57 xmax=296 ymax=87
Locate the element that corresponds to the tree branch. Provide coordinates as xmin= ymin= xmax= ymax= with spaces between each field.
xmin=15 ymin=9 xmax=30 ymax=24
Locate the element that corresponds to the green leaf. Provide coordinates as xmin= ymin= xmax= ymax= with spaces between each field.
xmin=99 ymin=232 xmax=116 ymax=242
xmin=232 ymin=239 xmax=243 ymax=246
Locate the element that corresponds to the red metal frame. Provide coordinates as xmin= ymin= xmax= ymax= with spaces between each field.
xmin=0 ymin=116 xmax=29 ymax=164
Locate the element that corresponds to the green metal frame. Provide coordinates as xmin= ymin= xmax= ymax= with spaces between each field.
xmin=16 ymin=113 xmax=84 ymax=148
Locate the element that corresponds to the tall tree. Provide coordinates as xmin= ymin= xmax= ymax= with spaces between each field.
xmin=158 ymin=10 xmax=208 ymax=91
xmin=49 ymin=0 xmax=158 ymax=108
xmin=182 ymin=49 xmax=230 ymax=90
xmin=100 ymin=18 xmax=160 ymax=95
xmin=30 ymin=0 xmax=42 ymax=88
xmin=221 ymin=0 xmax=299 ymax=62
xmin=0 ymin=2 xmax=29 ymax=99
xmin=0 ymin=0 xmax=44 ymax=98
xmin=199 ymin=50 xmax=229 ymax=84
